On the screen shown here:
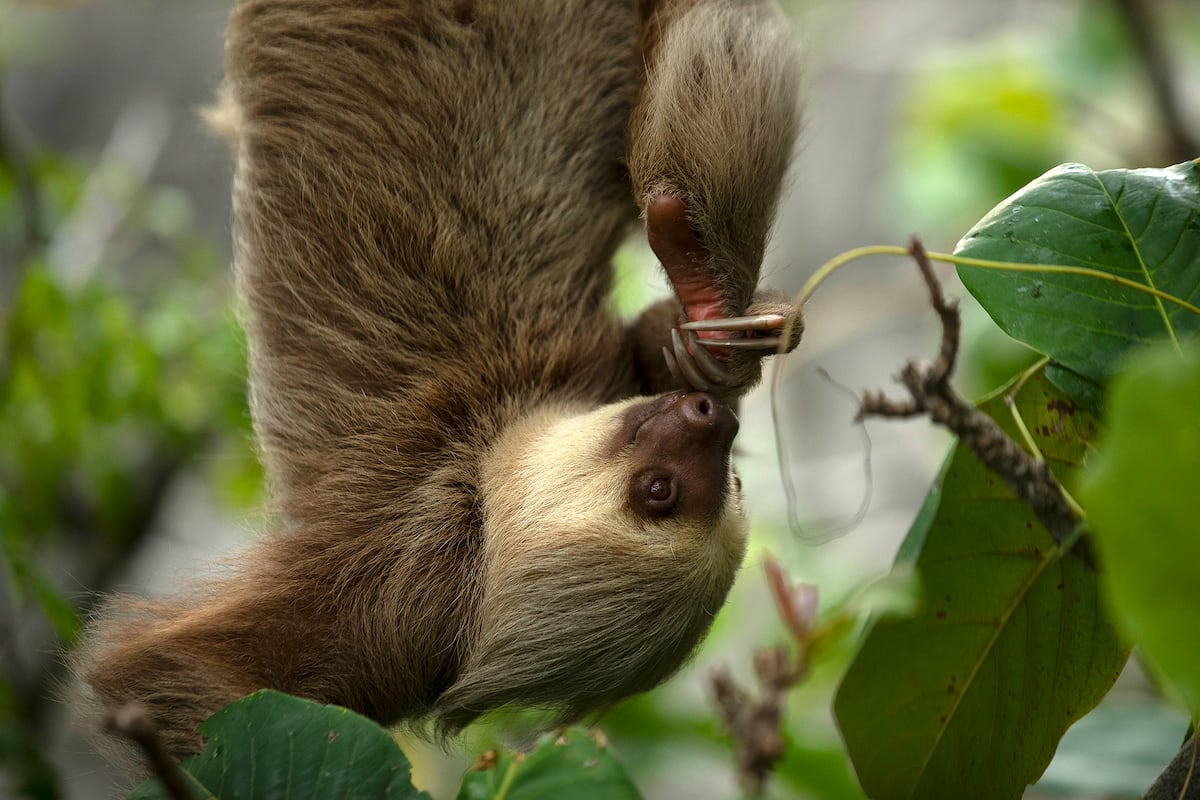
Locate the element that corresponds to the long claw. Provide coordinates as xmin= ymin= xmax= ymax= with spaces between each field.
xmin=695 ymin=337 xmax=786 ymax=351
xmin=679 ymin=313 xmax=787 ymax=333
xmin=670 ymin=329 xmax=714 ymax=392
xmin=686 ymin=330 xmax=731 ymax=385
xmin=662 ymin=345 xmax=688 ymax=390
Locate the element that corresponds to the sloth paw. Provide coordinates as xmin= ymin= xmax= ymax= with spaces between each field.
xmin=662 ymin=300 xmax=802 ymax=393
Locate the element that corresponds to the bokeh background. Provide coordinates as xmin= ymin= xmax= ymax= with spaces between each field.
xmin=2 ymin=0 xmax=1197 ymax=797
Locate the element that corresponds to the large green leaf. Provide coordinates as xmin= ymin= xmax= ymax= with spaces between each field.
xmin=834 ymin=373 xmax=1129 ymax=800
xmin=128 ymin=691 xmax=430 ymax=799
xmin=457 ymin=729 xmax=641 ymax=800
xmin=955 ymin=160 xmax=1200 ymax=389
xmin=1080 ymin=343 xmax=1200 ymax=712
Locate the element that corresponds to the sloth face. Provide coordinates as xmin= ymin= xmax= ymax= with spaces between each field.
xmin=616 ymin=391 xmax=740 ymax=522
xmin=433 ymin=393 xmax=748 ymax=731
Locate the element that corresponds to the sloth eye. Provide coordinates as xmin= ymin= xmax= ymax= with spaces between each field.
xmin=631 ymin=470 xmax=678 ymax=518
xmin=646 ymin=479 xmax=677 ymax=513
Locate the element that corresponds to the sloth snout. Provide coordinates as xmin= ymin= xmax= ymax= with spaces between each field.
xmin=676 ymin=392 xmax=739 ymax=442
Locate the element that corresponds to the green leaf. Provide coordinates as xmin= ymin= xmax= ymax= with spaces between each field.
xmin=456 ymin=729 xmax=642 ymax=800
xmin=955 ymin=160 xmax=1200 ymax=390
xmin=128 ymin=691 xmax=431 ymax=800
xmin=1079 ymin=343 xmax=1200 ymax=712
xmin=833 ymin=372 xmax=1129 ymax=800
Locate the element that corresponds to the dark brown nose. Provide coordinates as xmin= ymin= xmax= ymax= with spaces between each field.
xmin=674 ymin=392 xmax=739 ymax=444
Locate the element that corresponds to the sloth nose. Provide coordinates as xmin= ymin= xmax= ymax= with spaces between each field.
xmin=677 ymin=392 xmax=739 ymax=441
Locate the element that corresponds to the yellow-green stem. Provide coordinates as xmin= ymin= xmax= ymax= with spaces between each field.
xmin=796 ymin=246 xmax=1200 ymax=326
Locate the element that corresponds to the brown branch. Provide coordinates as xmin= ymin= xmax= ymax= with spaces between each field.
xmin=1111 ymin=0 xmax=1199 ymax=162
xmin=105 ymin=705 xmax=195 ymax=800
xmin=710 ymin=559 xmax=814 ymax=795
xmin=857 ymin=239 xmax=1081 ymax=545
xmin=711 ymin=649 xmax=793 ymax=796
xmin=1143 ymin=734 xmax=1200 ymax=800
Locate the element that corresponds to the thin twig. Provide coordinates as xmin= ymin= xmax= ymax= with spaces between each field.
xmin=856 ymin=238 xmax=1082 ymax=546
xmin=711 ymin=646 xmax=804 ymax=796
xmin=0 ymin=96 xmax=46 ymax=266
xmin=711 ymin=560 xmax=815 ymax=795
xmin=1111 ymin=0 xmax=1200 ymax=162
xmin=104 ymin=705 xmax=195 ymax=800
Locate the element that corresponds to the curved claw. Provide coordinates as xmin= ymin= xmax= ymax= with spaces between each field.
xmin=669 ymin=329 xmax=715 ymax=392
xmin=693 ymin=336 xmax=786 ymax=351
xmin=685 ymin=330 xmax=731 ymax=385
xmin=662 ymin=345 xmax=688 ymax=390
xmin=679 ymin=313 xmax=787 ymax=332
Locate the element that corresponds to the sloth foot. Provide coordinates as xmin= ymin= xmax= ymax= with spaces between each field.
xmin=662 ymin=312 xmax=793 ymax=392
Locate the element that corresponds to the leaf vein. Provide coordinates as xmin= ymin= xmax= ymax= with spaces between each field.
xmin=1094 ymin=171 xmax=1179 ymax=346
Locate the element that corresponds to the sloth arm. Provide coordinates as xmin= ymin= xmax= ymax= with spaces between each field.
xmin=626 ymin=0 xmax=804 ymax=398
xmin=629 ymin=194 xmax=803 ymax=397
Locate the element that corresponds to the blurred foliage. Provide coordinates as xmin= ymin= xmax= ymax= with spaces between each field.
xmin=1 ymin=141 xmax=257 ymax=630
xmin=0 ymin=6 xmax=257 ymax=796
xmin=1082 ymin=344 xmax=1200 ymax=712
xmin=888 ymin=1 xmax=1198 ymax=237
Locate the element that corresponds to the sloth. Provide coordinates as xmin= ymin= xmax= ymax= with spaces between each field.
xmin=72 ymin=0 xmax=802 ymax=768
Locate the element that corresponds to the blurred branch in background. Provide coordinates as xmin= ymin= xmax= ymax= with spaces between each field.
xmin=0 ymin=95 xmax=46 ymax=269
xmin=1112 ymin=0 xmax=1199 ymax=161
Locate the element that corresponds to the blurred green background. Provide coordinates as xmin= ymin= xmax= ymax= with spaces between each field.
xmin=1 ymin=0 xmax=1196 ymax=797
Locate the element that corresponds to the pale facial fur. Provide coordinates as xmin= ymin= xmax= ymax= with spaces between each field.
xmin=437 ymin=399 xmax=748 ymax=731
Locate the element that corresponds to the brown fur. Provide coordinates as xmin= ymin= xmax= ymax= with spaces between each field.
xmin=71 ymin=0 xmax=800 ymax=770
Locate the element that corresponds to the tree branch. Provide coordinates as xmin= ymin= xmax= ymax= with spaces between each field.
xmin=1143 ymin=734 xmax=1200 ymax=800
xmin=0 ymin=94 xmax=46 ymax=269
xmin=105 ymin=705 xmax=194 ymax=800
xmin=1111 ymin=0 xmax=1199 ymax=163
xmin=857 ymin=239 xmax=1082 ymax=545
xmin=710 ymin=559 xmax=816 ymax=795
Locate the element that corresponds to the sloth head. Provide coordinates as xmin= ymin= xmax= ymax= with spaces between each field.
xmin=435 ymin=391 xmax=748 ymax=732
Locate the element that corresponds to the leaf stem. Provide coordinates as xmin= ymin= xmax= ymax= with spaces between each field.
xmin=796 ymin=246 xmax=1200 ymax=321
xmin=796 ymin=245 xmax=908 ymax=307
xmin=1005 ymin=361 xmax=1050 ymax=464
xmin=937 ymin=254 xmax=1200 ymax=323
xmin=492 ymin=758 xmax=519 ymax=800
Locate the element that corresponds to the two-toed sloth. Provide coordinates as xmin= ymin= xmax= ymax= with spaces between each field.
xmin=73 ymin=0 xmax=802 ymax=768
